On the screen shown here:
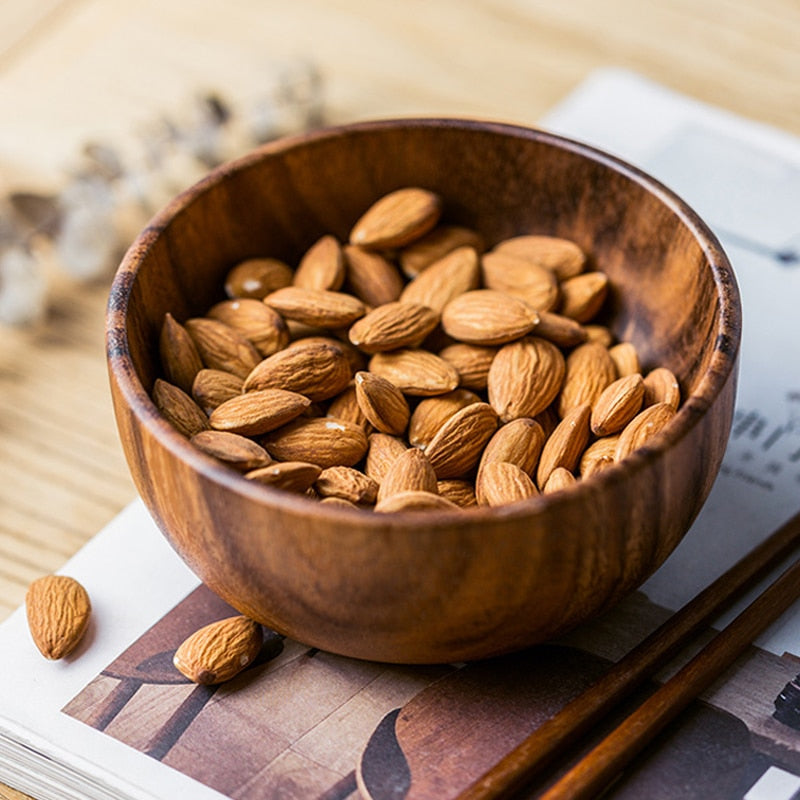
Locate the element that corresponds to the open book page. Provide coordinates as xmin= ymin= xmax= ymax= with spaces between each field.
xmin=1 ymin=70 xmax=800 ymax=800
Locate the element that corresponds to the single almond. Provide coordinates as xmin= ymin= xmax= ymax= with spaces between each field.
xmin=287 ymin=335 xmax=367 ymax=374
xmin=315 ymin=466 xmax=378 ymax=505
xmin=534 ymin=312 xmax=588 ymax=349
xmin=245 ymin=461 xmax=322 ymax=492
xmin=343 ymin=245 xmax=405 ymax=306
xmin=264 ymin=286 xmax=366 ymax=329
xmin=493 ymin=235 xmax=586 ymax=280
xmin=643 ymin=367 xmax=681 ymax=411
xmin=535 ymin=405 xmax=561 ymax=439
xmin=173 ymin=615 xmax=263 ymax=685
xmin=614 ymin=402 xmax=676 ymax=461
xmin=399 ymin=245 xmax=481 ymax=312
xmin=153 ymin=378 xmax=210 ymax=437
xmin=399 ymin=225 xmax=485 ymax=278
xmin=243 ymin=340 xmax=352 ymax=401
xmin=349 ymin=187 xmax=442 ymax=249
xmin=488 ymin=337 xmax=566 ymax=422
xmin=609 ymin=342 xmax=641 ymax=377
xmin=293 ymin=234 xmax=345 ymax=291
xmin=160 ymin=312 xmax=204 ymax=394
xmin=327 ymin=385 xmax=372 ymax=432
xmin=224 ymin=257 xmax=293 ymax=299
xmin=348 ymin=301 xmax=440 ymax=353
xmin=437 ymin=343 xmax=497 ymax=391
xmin=377 ymin=448 xmax=438 ymax=502
xmin=365 ymin=433 xmax=408 ymax=482
xmin=354 ymin=371 xmax=410 ymax=436
xmin=480 ymin=251 xmax=560 ymax=312
xmin=424 ymin=402 xmax=499 ymax=479
xmin=583 ymin=325 xmax=615 ymax=347
xmin=320 ymin=496 xmax=360 ymax=510
xmin=192 ymin=369 xmax=244 ymax=414
xmin=441 ymin=289 xmax=539 ymax=346
xmin=558 ymin=342 xmax=617 ymax=417
xmin=407 ymin=389 xmax=482 ymax=449
xmin=261 ymin=416 xmax=368 ymax=468
xmin=536 ymin=404 xmax=591 ymax=488
xmin=590 ymin=374 xmax=645 ymax=436
xmin=209 ymin=388 xmax=311 ymax=436
xmin=26 ymin=575 xmax=91 ymax=660
xmin=368 ymin=348 xmax=459 ymax=397
xmin=558 ymin=271 xmax=609 ymax=322
xmin=185 ymin=317 xmax=262 ymax=379
xmin=542 ymin=466 xmax=577 ymax=495
xmin=206 ymin=298 xmax=289 ymax=357
xmin=477 ymin=462 xmax=539 ymax=508
xmin=190 ymin=430 xmax=271 ymax=471
xmin=436 ymin=479 xmax=478 ymax=508
xmin=579 ymin=435 xmax=619 ymax=478
xmin=374 ymin=490 xmax=460 ymax=513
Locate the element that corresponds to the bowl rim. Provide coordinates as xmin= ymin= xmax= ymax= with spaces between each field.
xmin=106 ymin=116 xmax=742 ymax=526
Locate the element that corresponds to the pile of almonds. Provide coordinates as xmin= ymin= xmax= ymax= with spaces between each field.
xmin=154 ymin=187 xmax=681 ymax=512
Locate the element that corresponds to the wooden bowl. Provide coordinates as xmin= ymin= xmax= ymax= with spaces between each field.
xmin=106 ymin=119 xmax=741 ymax=664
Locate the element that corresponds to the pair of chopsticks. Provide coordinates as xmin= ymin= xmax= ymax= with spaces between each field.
xmin=459 ymin=509 xmax=800 ymax=800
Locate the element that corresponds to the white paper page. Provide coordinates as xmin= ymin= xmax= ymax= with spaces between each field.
xmin=543 ymin=68 xmax=800 ymax=655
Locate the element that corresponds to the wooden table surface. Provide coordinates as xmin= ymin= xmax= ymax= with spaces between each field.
xmin=0 ymin=2 xmax=797 ymax=796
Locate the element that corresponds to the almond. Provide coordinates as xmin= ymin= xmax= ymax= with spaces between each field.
xmin=287 ymin=335 xmax=367 ymax=374
xmin=374 ymin=490 xmax=460 ymax=514
xmin=579 ymin=436 xmax=619 ymax=478
xmin=609 ymin=342 xmax=640 ymax=377
xmin=643 ymin=367 xmax=681 ymax=411
xmin=437 ymin=343 xmax=497 ymax=391
xmin=348 ymin=301 xmax=440 ymax=353
xmin=190 ymin=430 xmax=271 ymax=471
xmin=264 ymin=286 xmax=366 ymax=329
xmin=377 ymin=448 xmax=438 ymax=502
xmin=534 ymin=311 xmax=588 ymax=349
xmin=206 ymin=298 xmax=289 ymax=357
xmin=493 ymin=235 xmax=586 ymax=281
xmin=408 ymin=389 xmax=482 ymax=449
xmin=327 ymin=385 xmax=372 ymax=432
xmin=185 ymin=317 xmax=262 ymax=379
xmin=293 ymin=234 xmax=345 ymax=291
xmin=243 ymin=340 xmax=352 ymax=401
xmin=173 ymin=615 xmax=263 ymax=685
xmin=480 ymin=251 xmax=560 ymax=312
xmin=399 ymin=245 xmax=480 ymax=312
xmin=153 ymin=378 xmax=210 ymax=437
xmin=245 ymin=461 xmax=322 ymax=492
xmin=365 ymin=433 xmax=408 ymax=482
xmin=558 ymin=271 xmax=609 ymax=322
xmin=368 ymin=348 xmax=459 ymax=397
xmin=583 ymin=325 xmax=614 ymax=347
xmin=224 ymin=257 xmax=293 ymax=299
xmin=320 ymin=496 xmax=360 ymax=510
xmin=542 ymin=466 xmax=577 ymax=495
xmin=315 ymin=466 xmax=378 ymax=505
xmin=590 ymin=374 xmax=645 ymax=436
xmin=441 ymin=290 xmax=539 ymax=345
xmin=477 ymin=462 xmax=539 ymax=508
xmin=349 ymin=187 xmax=442 ymax=249
xmin=261 ymin=416 xmax=368 ymax=468
xmin=398 ymin=225 xmax=485 ymax=278
xmin=192 ymin=369 xmax=244 ymax=414
xmin=209 ymin=388 xmax=311 ymax=436
xmin=488 ymin=336 xmax=566 ymax=422
xmin=436 ymin=479 xmax=478 ymax=508
xmin=536 ymin=404 xmax=591 ymax=488
xmin=343 ymin=245 xmax=405 ymax=306
xmin=159 ymin=312 xmax=204 ymax=394
xmin=26 ymin=575 xmax=91 ymax=660
xmin=424 ymin=402 xmax=498 ymax=479
xmin=354 ymin=371 xmax=410 ymax=435
xmin=558 ymin=342 xmax=617 ymax=417
xmin=614 ymin=402 xmax=676 ymax=461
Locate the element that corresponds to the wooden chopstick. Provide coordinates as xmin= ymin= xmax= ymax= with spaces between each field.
xmin=459 ymin=509 xmax=800 ymax=800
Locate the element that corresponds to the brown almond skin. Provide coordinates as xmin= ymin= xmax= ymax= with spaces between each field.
xmin=293 ymin=234 xmax=345 ymax=291
xmin=477 ymin=462 xmax=539 ymax=508
xmin=493 ymin=234 xmax=587 ymax=281
xmin=609 ymin=342 xmax=641 ymax=377
xmin=365 ymin=433 xmax=408 ymax=482
xmin=558 ymin=342 xmax=617 ymax=417
xmin=261 ymin=416 xmax=368 ymax=468
xmin=536 ymin=404 xmax=591 ymax=488
xmin=374 ymin=490 xmax=460 ymax=514
xmin=264 ymin=286 xmax=366 ymax=329
xmin=438 ymin=342 xmax=498 ymax=391
xmin=614 ymin=402 xmax=676 ymax=461
xmin=643 ymin=367 xmax=681 ymax=410
xmin=558 ymin=271 xmax=609 ymax=322
xmin=191 ymin=369 xmax=244 ymax=414
xmin=173 ymin=616 xmax=263 ymax=685
xmin=354 ymin=371 xmax=410 ymax=436
xmin=399 ymin=245 xmax=481 ymax=313
xmin=377 ymin=448 xmax=438 ymax=503
xmin=349 ymin=187 xmax=442 ymax=249
xmin=348 ymin=301 xmax=440 ymax=354
xmin=399 ymin=225 xmax=485 ymax=278
xmin=424 ymin=402 xmax=499 ymax=479
xmin=209 ymin=389 xmax=311 ymax=436
xmin=436 ymin=479 xmax=478 ymax=508
xmin=343 ymin=245 xmax=406 ymax=307
xmin=327 ymin=385 xmax=372 ymax=432
xmin=184 ymin=317 xmax=262 ymax=379
xmin=542 ymin=466 xmax=578 ymax=495
xmin=368 ymin=349 xmax=460 ymax=397
xmin=26 ymin=575 xmax=91 ymax=660
xmin=408 ymin=389 xmax=482 ymax=449
xmin=488 ymin=337 xmax=566 ymax=422
xmin=153 ymin=379 xmax=210 ymax=438
xmin=245 ymin=461 xmax=322 ymax=492
xmin=191 ymin=430 xmax=272 ymax=471
xmin=480 ymin=251 xmax=559 ymax=312
xmin=315 ymin=466 xmax=378 ymax=505
xmin=159 ymin=313 xmax=204 ymax=394
xmin=224 ymin=257 xmax=293 ymax=299
xmin=590 ymin=373 xmax=645 ymax=436
xmin=206 ymin=298 xmax=289 ymax=357
xmin=580 ymin=435 xmax=620 ymax=478
xmin=441 ymin=289 xmax=539 ymax=346
xmin=534 ymin=312 xmax=588 ymax=349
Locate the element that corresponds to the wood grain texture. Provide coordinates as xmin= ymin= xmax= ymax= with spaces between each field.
xmin=107 ymin=119 xmax=740 ymax=663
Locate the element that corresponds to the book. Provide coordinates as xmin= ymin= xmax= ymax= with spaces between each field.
xmin=2 ymin=69 xmax=800 ymax=800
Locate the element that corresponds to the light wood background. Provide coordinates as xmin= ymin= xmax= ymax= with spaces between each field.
xmin=0 ymin=3 xmax=798 ymax=797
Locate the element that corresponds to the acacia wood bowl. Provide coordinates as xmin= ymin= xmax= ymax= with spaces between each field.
xmin=106 ymin=118 xmax=741 ymax=664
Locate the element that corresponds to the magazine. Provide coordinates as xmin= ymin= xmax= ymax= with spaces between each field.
xmin=1 ymin=69 xmax=799 ymax=800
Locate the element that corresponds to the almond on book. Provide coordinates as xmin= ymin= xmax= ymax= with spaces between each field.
xmin=26 ymin=575 xmax=91 ymax=660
